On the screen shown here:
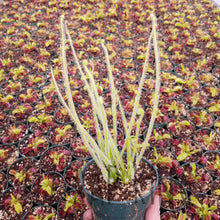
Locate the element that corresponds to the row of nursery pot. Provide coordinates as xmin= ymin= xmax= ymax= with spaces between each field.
xmin=0 ymin=154 xmax=91 ymax=192
xmin=1 ymin=126 xmax=219 ymax=183
xmin=1 ymin=96 xmax=219 ymax=142
xmin=1 ymin=163 xmax=219 ymax=219
xmin=1 ymin=145 xmax=219 ymax=191
xmin=0 ymin=183 xmax=87 ymax=220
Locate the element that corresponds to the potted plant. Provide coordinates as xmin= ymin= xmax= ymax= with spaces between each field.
xmin=48 ymin=124 xmax=77 ymax=146
xmin=28 ymin=112 xmax=55 ymax=135
xmin=0 ymin=122 xmax=28 ymax=144
xmin=167 ymin=117 xmax=194 ymax=138
xmin=200 ymin=151 xmax=220 ymax=178
xmin=31 ymin=172 xmax=66 ymax=206
xmin=177 ymin=163 xmax=212 ymax=195
xmin=18 ymin=133 xmax=49 ymax=158
xmin=10 ymin=103 xmax=33 ymax=123
xmin=186 ymin=194 xmax=220 ymax=219
xmin=188 ymin=108 xmax=214 ymax=128
xmin=193 ymin=128 xmax=220 ymax=151
xmin=147 ymin=148 xmax=178 ymax=178
xmin=0 ymin=171 xmax=7 ymax=194
xmin=161 ymin=211 xmax=187 ymax=220
xmin=156 ymin=177 xmax=187 ymax=211
xmin=0 ymin=93 xmax=17 ymax=111
xmin=58 ymin=190 xmax=86 ymax=219
xmin=70 ymin=137 xmax=91 ymax=160
xmin=214 ymin=118 xmax=220 ymax=133
xmin=50 ymin=14 xmax=160 ymax=219
xmin=182 ymin=91 xmax=208 ymax=108
xmin=171 ymin=139 xmax=202 ymax=163
xmin=211 ymin=178 xmax=220 ymax=199
xmin=40 ymin=146 xmax=72 ymax=172
xmin=7 ymin=157 xmax=41 ymax=187
xmin=0 ymin=186 xmax=33 ymax=219
xmin=149 ymin=127 xmax=172 ymax=150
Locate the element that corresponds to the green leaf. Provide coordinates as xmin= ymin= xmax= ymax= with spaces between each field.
xmin=190 ymin=163 xmax=196 ymax=173
xmin=190 ymin=196 xmax=201 ymax=208
xmin=14 ymin=202 xmax=23 ymax=214
xmin=177 ymin=152 xmax=188 ymax=161
xmin=173 ymin=193 xmax=185 ymax=200
xmin=214 ymin=189 xmax=220 ymax=195
xmin=181 ymin=121 xmax=190 ymax=126
xmin=215 ymin=122 xmax=220 ymax=128
xmin=178 ymin=212 xmax=187 ymax=220
xmin=10 ymin=194 xmax=23 ymax=214
xmin=209 ymin=106 xmax=218 ymax=112
xmin=28 ymin=116 xmax=38 ymax=123
xmin=163 ymin=134 xmax=171 ymax=139
xmin=43 ymin=213 xmax=55 ymax=220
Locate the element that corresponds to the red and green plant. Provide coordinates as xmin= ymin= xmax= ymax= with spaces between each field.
xmin=8 ymin=158 xmax=41 ymax=186
xmin=40 ymin=147 xmax=71 ymax=172
xmin=70 ymin=138 xmax=91 ymax=159
xmin=157 ymin=178 xmax=186 ymax=210
xmin=19 ymin=134 xmax=49 ymax=157
xmin=167 ymin=117 xmax=194 ymax=138
xmin=187 ymin=196 xmax=219 ymax=220
xmin=58 ymin=191 xmax=85 ymax=219
xmin=28 ymin=113 xmax=54 ymax=134
xmin=1 ymin=123 xmax=27 ymax=144
xmin=171 ymin=139 xmax=202 ymax=163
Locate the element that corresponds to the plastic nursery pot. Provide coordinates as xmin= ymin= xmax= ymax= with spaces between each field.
xmin=201 ymin=150 xmax=220 ymax=179
xmin=176 ymin=162 xmax=213 ymax=195
xmin=186 ymin=193 xmax=220 ymax=219
xmin=80 ymin=158 xmax=159 ymax=220
xmin=181 ymin=90 xmax=208 ymax=109
xmin=214 ymin=118 xmax=220 ymax=134
xmin=18 ymin=132 xmax=49 ymax=159
xmin=7 ymin=157 xmax=41 ymax=187
xmin=23 ymin=205 xmax=60 ymax=220
xmin=187 ymin=108 xmax=214 ymax=129
xmin=0 ymin=186 xmax=33 ymax=219
xmin=57 ymin=189 xmax=86 ymax=220
xmin=31 ymin=171 xmax=66 ymax=206
xmin=0 ymin=122 xmax=28 ymax=145
xmin=64 ymin=159 xmax=87 ymax=191
xmin=147 ymin=148 xmax=178 ymax=178
xmin=192 ymin=128 xmax=220 ymax=151
xmin=157 ymin=177 xmax=188 ymax=212
xmin=170 ymin=138 xmax=203 ymax=164
xmin=40 ymin=145 xmax=72 ymax=173
xmin=70 ymin=137 xmax=91 ymax=160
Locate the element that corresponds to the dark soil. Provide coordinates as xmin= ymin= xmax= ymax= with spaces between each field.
xmin=83 ymin=159 xmax=157 ymax=201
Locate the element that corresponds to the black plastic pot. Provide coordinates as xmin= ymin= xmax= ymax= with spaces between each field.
xmin=80 ymin=158 xmax=159 ymax=220
xmin=158 ymin=177 xmax=188 ymax=212
xmin=202 ymin=150 xmax=220 ymax=179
